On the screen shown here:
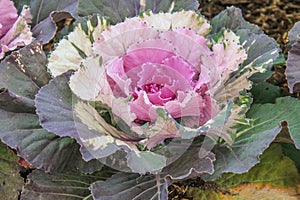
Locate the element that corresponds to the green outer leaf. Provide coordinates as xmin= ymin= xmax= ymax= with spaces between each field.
xmin=237 ymin=29 xmax=279 ymax=73
xmin=210 ymin=6 xmax=262 ymax=35
xmin=21 ymin=169 xmax=115 ymax=200
xmin=12 ymin=0 xmax=31 ymax=12
xmin=0 ymin=142 xmax=24 ymax=200
xmin=205 ymin=97 xmax=300 ymax=180
xmin=247 ymin=97 xmax=300 ymax=149
xmin=250 ymin=82 xmax=286 ymax=104
xmin=281 ymin=143 xmax=300 ymax=171
xmin=218 ymin=143 xmax=300 ymax=188
xmin=91 ymin=173 xmax=169 ymax=200
xmin=203 ymin=126 xmax=281 ymax=180
xmin=77 ymin=0 xmax=199 ymax=24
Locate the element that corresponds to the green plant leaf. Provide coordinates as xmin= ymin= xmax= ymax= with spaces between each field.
xmin=205 ymin=97 xmax=300 ymax=180
xmin=12 ymin=0 xmax=31 ymax=12
xmin=21 ymin=168 xmax=115 ymax=200
xmin=187 ymin=143 xmax=300 ymax=199
xmin=218 ymin=143 xmax=300 ymax=188
xmin=210 ymin=6 xmax=262 ymax=35
xmin=204 ymin=125 xmax=281 ymax=180
xmin=250 ymin=82 xmax=286 ymax=104
xmin=77 ymin=0 xmax=199 ymax=24
xmin=0 ymin=142 xmax=24 ymax=200
xmin=281 ymin=143 xmax=300 ymax=171
xmin=247 ymin=97 xmax=300 ymax=149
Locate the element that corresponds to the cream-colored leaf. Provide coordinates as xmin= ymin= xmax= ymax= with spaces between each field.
xmin=141 ymin=10 xmax=210 ymax=36
xmin=69 ymin=56 xmax=113 ymax=104
xmin=48 ymin=17 xmax=107 ymax=76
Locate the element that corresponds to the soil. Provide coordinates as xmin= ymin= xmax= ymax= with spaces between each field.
xmin=168 ymin=1 xmax=300 ymax=199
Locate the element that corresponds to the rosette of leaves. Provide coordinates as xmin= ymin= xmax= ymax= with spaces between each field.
xmin=0 ymin=1 xmax=289 ymax=199
xmin=36 ymin=4 xmax=281 ymax=200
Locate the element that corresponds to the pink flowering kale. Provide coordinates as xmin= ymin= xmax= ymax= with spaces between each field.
xmin=0 ymin=2 xmax=283 ymax=198
xmin=0 ymin=0 xmax=33 ymax=59
xmin=44 ymin=11 xmax=251 ymax=174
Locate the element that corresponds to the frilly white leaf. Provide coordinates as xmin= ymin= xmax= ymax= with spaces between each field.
xmin=47 ymin=16 xmax=108 ymax=76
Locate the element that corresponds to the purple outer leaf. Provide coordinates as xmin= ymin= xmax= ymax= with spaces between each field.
xmin=77 ymin=0 xmax=199 ymax=24
xmin=78 ymin=0 xmax=140 ymax=24
xmin=0 ymin=88 xmax=35 ymax=113
xmin=30 ymin=0 xmax=78 ymax=43
xmin=91 ymin=145 xmax=216 ymax=200
xmin=30 ymin=0 xmax=78 ymax=26
xmin=33 ymin=11 xmax=73 ymax=44
xmin=35 ymin=73 xmax=168 ymax=173
xmin=35 ymin=71 xmax=107 ymax=162
xmin=287 ymin=21 xmax=300 ymax=50
xmin=21 ymin=169 xmax=115 ymax=200
xmin=286 ymin=39 xmax=300 ymax=93
xmin=91 ymin=173 xmax=169 ymax=200
xmin=35 ymin=71 xmax=80 ymax=140
xmin=162 ymin=146 xmax=216 ymax=180
xmin=0 ymin=43 xmax=101 ymax=173
xmin=144 ymin=0 xmax=199 ymax=13
xmin=0 ymin=104 xmax=84 ymax=173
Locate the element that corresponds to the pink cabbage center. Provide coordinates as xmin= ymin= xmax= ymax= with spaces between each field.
xmin=104 ymin=29 xmax=213 ymax=127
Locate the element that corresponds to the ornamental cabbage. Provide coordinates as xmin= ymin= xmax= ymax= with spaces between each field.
xmin=45 ymin=10 xmax=257 ymax=174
